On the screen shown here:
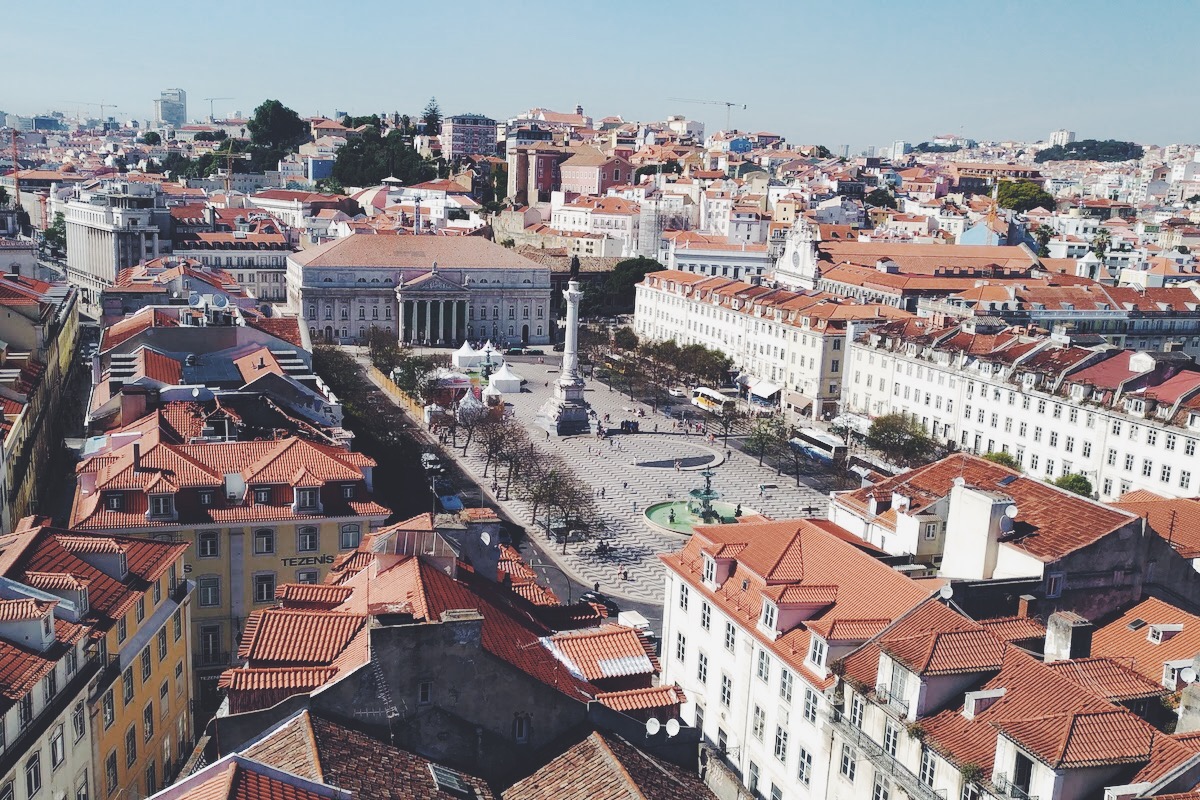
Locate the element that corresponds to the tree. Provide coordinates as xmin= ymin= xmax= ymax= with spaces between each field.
xmin=422 ymin=97 xmax=442 ymax=136
xmin=745 ymin=417 xmax=785 ymax=467
xmin=140 ymin=131 xmax=161 ymax=146
xmin=1053 ymin=474 xmax=1093 ymax=496
xmin=43 ymin=212 xmax=66 ymax=253
xmin=330 ymin=127 xmax=436 ymax=188
xmin=779 ymin=430 xmax=817 ymax=485
xmin=635 ymin=160 xmax=681 ymax=178
xmin=1092 ymin=228 xmax=1112 ymax=258
xmin=866 ymin=413 xmax=938 ymax=466
xmin=1035 ymin=139 xmax=1143 ymax=164
xmin=612 ymin=326 xmax=639 ymax=351
xmin=600 ymin=257 xmax=664 ymax=313
xmin=1034 ymin=225 xmax=1055 ymax=257
xmin=865 ymin=188 xmax=897 ymax=209
xmin=995 ymin=180 xmax=1055 ymax=213
xmin=247 ymin=99 xmax=307 ymax=152
xmin=715 ymin=408 xmax=744 ymax=445
xmin=983 ymin=451 xmax=1021 ymax=471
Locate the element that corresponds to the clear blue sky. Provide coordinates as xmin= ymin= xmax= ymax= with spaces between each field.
xmin=8 ymin=0 xmax=1197 ymax=149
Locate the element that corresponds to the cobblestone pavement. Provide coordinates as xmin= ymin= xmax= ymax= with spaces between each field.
xmin=370 ymin=357 xmax=829 ymax=605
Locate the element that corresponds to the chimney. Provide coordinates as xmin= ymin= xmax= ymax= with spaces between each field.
xmin=1045 ymin=611 xmax=1093 ymax=662
xmin=1017 ymin=594 xmax=1036 ymax=619
xmin=132 ymin=442 xmax=141 ymax=470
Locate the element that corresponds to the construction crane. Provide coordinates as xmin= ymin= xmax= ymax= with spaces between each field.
xmin=64 ymin=101 xmax=119 ymax=123
xmin=203 ymin=97 xmax=234 ymax=121
xmin=666 ymin=97 xmax=747 ymax=131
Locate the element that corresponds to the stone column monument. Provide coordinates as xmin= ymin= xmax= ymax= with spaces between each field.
xmin=538 ymin=259 xmax=592 ymax=435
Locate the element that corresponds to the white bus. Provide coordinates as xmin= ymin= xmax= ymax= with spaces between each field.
xmin=691 ymin=387 xmax=736 ymax=415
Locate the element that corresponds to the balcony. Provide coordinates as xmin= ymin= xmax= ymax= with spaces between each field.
xmin=994 ymin=773 xmax=1037 ymax=800
xmin=170 ymin=578 xmax=192 ymax=604
xmin=89 ymin=654 xmax=121 ymax=702
xmin=829 ymin=710 xmax=946 ymax=800
xmin=194 ymin=651 xmax=232 ymax=669
xmin=875 ymin=685 xmax=910 ymax=718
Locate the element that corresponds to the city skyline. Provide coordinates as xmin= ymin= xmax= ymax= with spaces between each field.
xmin=7 ymin=0 xmax=1199 ymax=149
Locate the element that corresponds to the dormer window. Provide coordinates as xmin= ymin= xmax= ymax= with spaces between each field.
xmin=341 ymin=485 xmax=355 ymax=500
xmin=105 ymin=494 xmax=123 ymax=511
xmin=148 ymin=494 xmax=174 ymax=518
xmin=296 ymin=488 xmax=318 ymax=510
xmin=702 ymin=556 xmax=716 ymax=585
xmin=198 ymin=490 xmax=213 ymax=507
xmin=807 ymin=635 xmax=827 ymax=668
xmin=253 ymin=487 xmax=271 ymax=505
xmin=760 ymin=601 xmax=778 ymax=632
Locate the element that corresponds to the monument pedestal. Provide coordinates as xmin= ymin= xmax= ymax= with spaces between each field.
xmin=539 ymin=377 xmax=592 ymax=436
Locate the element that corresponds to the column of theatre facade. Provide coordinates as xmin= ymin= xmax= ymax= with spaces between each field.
xmin=398 ymin=295 xmax=470 ymax=346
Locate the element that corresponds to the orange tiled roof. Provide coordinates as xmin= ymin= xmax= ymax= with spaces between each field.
xmin=595 ymin=684 xmax=686 ymax=713
xmin=238 ymin=609 xmax=367 ymax=664
xmin=1046 ymin=657 xmax=1169 ymax=703
xmin=543 ymin=624 xmax=659 ymax=681
xmin=1092 ymin=597 xmax=1200 ymax=686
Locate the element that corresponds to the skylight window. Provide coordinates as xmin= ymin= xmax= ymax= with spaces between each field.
xmin=428 ymin=764 xmax=473 ymax=798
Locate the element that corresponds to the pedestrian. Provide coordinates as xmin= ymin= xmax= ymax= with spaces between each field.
xmin=759 ymin=484 xmax=766 ymax=497
xmin=623 ymin=481 xmax=628 ymax=490
xmin=633 ymin=501 xmax=638 ymax=513
xmin=654 ymin=423 xmax=658 ymax=433
xmin=546 ymin=430 xmax=550 ymax=440
xmin=601 ymin=487 xmax=606 ymax=498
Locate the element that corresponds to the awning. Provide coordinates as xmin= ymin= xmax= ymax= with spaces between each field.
xmin=750 ymin=381 xmax=782 ymax=399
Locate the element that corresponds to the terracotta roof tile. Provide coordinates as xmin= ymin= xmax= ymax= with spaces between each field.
xmin=237 ymin=610 xmax=367 ymax=664
xmin=543 ymin=625 xmax=658 ymax=681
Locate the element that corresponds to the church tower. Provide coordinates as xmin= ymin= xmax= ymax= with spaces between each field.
xmin=772 ymin=219 xmax=821 ymax=291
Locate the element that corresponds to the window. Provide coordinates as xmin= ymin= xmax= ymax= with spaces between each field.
xmin=697 ymin=652 xmax=708 ymax=684
xmin=798 ymin=747 xmax=813 ymax=784
xmin=103 ymin=689 xmax=115 ymax=729
xmin=126 ymin=725 xmax=137 ymax=766
xmin=770 ymin=785 xmax=782 ymax=800
xmin=253 ymin=528 xmax=275 ymax=555
xmin=118 ymin=616 xmax=128 ymax=643
xmin=339 ymin=524 xmax=361 ymax=550
xmin=675 ymin=633 xmax=687 ymax=662
xmin=774 ymin=725 xmax=789 ymax=762
xmin=512 ymin=714 xmax=530 ymax=743
xmin=44 ymin=668 xmax=57 ymax=701
xmin=106 ymin=494 xmax=123 ymax=511
xmin=298 ymin=526 xmax=318 ymax=552
xmin=154 ymin=577 xmax=162 ymax=604
xmin=149 ymin=494 xmax=173 ymax=517
xmin=720 ymin=674 xmax=732 ymax=707
xmin=294 ymin=487 xmax=319 ymax=510
xmin=198 ymin=531 xmax=219 ymax=558
xmin=50 ymin=724 xmax=64 ymax=767
xmin=253 ymin=573 xmax=276 ymax=603
xmin=724 ymin=622 xmax=736 ymax=652
xmin=700 ymin=601 xmax=711 ymax=631
xmin=73 ymin=702 xmax=86 ymax=742
xmin=1082 ymin=441 xmax=1092 ymax=458
xmin=25 ymin=754 xmax=40 ymax=797
xmin=756 ymin=649 xmax=770 ymax=682
xmin=199 ymin=489 xmax=213 ymax=506
xmin=0 ymin=783 xmax=10 ymax=800
xmin=418 ymin=680 xmax=433 ymax=705
xmin=923 ymin=522 xmax=938 ymax=540
xmin=873 ymin=775 xmax=891 ymax=800
xmin=1182 ymin=470 xmax=1192 ymax=490
xmin=297 ymin=569 xmax=319 ymax=584
xmin=122 ymin=667 xmax=134 ymax=704
xmin=807 ymin=636 xmax=827 ymax=668
xmin=962 ymin=784 xmax=980 ymax=800
xmin=850 ymin=693 xmax=865 ymax=727
xmin=1162 ymin=464 xmax=1173 ymax=483
xmin=142 ymin=646 xmax=152 ymax=680
xmin=840 ymin=743 xmax=857 ymax=781
xmin=1167 ymin=434 xmax=1178 ymax=451
xmin=780 ymin=669 xmax=793 ymax=703
xmin=105 ymin=752 xmax=118 ymax=793
xmin=752 ymin=706 xmax=765 ymax=740
xmin=146 ymin=761 xmax=157 ymax=796
xmin=920 ymin=746 xmax=937 ymax=787
xmin=198 ymin=576 xmax=220 ymax=607
xmin=1047 ymin=571 xmax=1065 ymax=598
xmin=760 ymin=602 xmax=777 ymax=631
xmin=702 ymin=556 xmax=716 ymax=584
xmin=884 ymin=720 xmax=900 ymax=756
xmin=1107 ymin=449 xmax=1118 ymax=466
xmin=803 ymin=688 xmax=818 ymax=723
xmin=678 ymin=583 xmax=689 ymax=611
xmin=143 ymin=703 xmax=154 ymax=742
xmin=1143 ymin=459 xmax=1154 ymax=477
xmin=254 ymin=487 xmax=271 ymax=504
xmin=1188 ymin=439 xmax=1197 ymax=456
xmin=1125 ymin=453 xmax=1135 ymax=471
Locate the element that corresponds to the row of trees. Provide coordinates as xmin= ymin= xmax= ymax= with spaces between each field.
xmin=594 ymin=327 xmax=733 ymax=403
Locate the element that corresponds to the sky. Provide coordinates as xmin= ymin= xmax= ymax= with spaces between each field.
xmin=7 ymin=0 xmax=1198 ymax=150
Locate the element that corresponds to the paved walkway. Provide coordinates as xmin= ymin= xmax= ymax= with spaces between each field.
xmin=368 ymin=357 xmax=829 ymax=605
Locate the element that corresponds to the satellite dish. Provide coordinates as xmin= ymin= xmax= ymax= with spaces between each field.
xmin=645 ymin=718 xmax=661 ymax=737
xmin=665 ymin=719 xmax=680 ymax=737
xmin=1005 ymin=504 xmax=1019 ymax=519
xmin=188 ymin=291 xmax=201 ymax=307
xmin=1183 ymin=668 xmax=1197 ymax=684
xmin=213 ymin=294 xmax=229 ymax=309
xmin=938 ymin=584 xmax=954 ymax=600
xmin=191 ymin=388 xmax=200 ymax=398
xmin=952 ymin=476 xmax=966 ymax=487
xmin=999 ymin=516 xmax=1014 ymax=533
xmin=480 ymin=532 xmax=491 ymax=546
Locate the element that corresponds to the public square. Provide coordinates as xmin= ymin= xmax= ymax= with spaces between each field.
xmin=424 ymin=356 xmax=831 ymax=605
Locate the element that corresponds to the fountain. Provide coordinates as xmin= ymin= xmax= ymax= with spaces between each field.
xmin=644 ymin=468 xmax=753 ymax=535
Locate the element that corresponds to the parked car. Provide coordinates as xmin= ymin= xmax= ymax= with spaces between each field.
xmin=668 ymin=386 xmax=688 ymax=398
xmin=579 ymin=590 xmax=620 ymax=617
xmin=504 ymin=347 xmax=525 ymax=355
xmin=437 ymin=494 xmax=465 ymax=512
xmin=420 ymin=453 xmax=443 ymax=473
xmin=431 ymin=477 xmax=454 ymax=496
xmin=524 ymin=348 xmax=544 ymax=356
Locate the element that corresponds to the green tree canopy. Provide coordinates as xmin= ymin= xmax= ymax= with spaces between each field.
xmin=1052 ymin=473 xmax=1093 ymax=496
xmin=341 ymin=114 xmax=381 ymax=130
xmin=43 ymin=212 xmax=66 ymax=253
xmin=1035 ymin=139 xmax=1143 ymax=163
xmin=865 ymin=188 xmax=897 ymax=209
xmin=612 ymin=326 xmax=639 ymax=351
xmin=866 ymin=413 xmax=938 ymax=466
xmin=140 ymin=131 xmax=161 ymax=146
xmin=330 ymin=128 xmax=437 ymax=188
xmin=247 ymin=99 xmax=307 ymax=152
xmin=995 ymin=180 xmax=1055 ymax=213
xmin=635 ymin=160 xmax=681 ymax=178
xmin=983 ymin=451 xmax=1021 ymax=471
xmin=422 ymin=97 xmax=441 ymax=135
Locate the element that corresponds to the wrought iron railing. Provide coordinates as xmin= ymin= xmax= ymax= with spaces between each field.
xmin=829 ymin=710 xmax=946 ymax=800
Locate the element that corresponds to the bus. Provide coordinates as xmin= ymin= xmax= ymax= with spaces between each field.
xmin=691 ymin=387 xmax=736 ymax=416
xmin=789 ymin=428 xmax=848 ymax=467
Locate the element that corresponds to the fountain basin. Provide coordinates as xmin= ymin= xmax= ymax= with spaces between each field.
xmin=644 ymin=500 xmax=754 ymax=536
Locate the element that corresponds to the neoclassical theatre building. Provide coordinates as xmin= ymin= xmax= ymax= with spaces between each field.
xmin=287 ymin=235 xmax=553 ymax=346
